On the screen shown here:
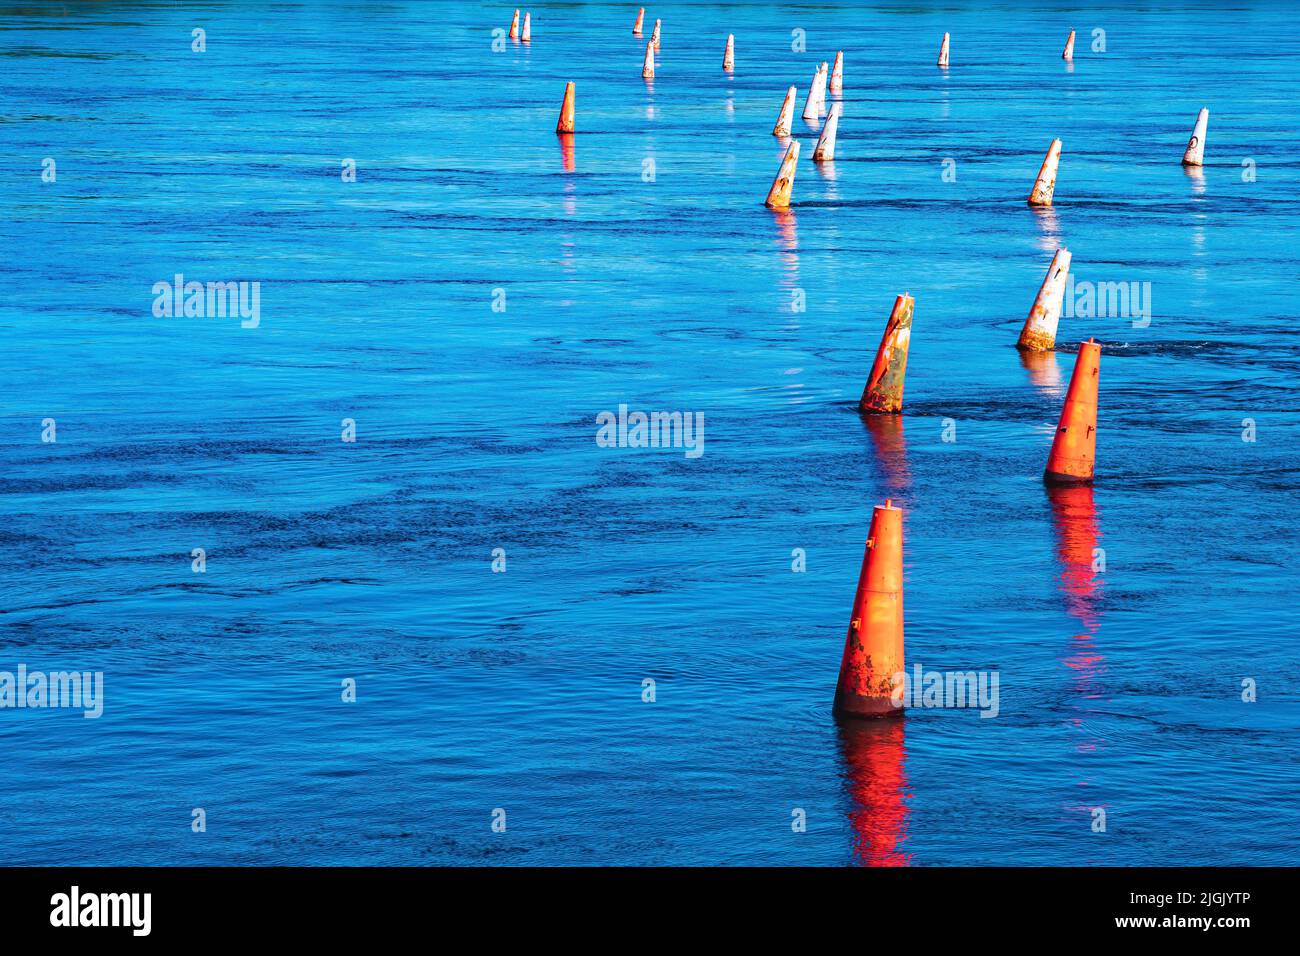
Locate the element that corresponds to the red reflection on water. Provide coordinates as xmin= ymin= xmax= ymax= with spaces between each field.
xmin=558 ymin=133 xmax=576 ymax=173
xmin=770 ymin=208 xmax=798 ymax=290
xmin=861 ymin=412 xmax=911 ymax=493
xmin=1047 ymin=483 xmax=1107 ymax=759
xmin=837 ymin=718 xmax=912 ymax=866
xmin=1046 ymin=483 xmax=1102 ymax=630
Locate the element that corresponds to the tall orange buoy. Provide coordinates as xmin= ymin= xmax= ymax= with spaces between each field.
xmin=764 ymin=140 xmax=800 ymax=210
xmin=937 ymin=32 xmax=950 ymax=67
xmin=860 ymin=294 xmax=914 ymax=414
xmin=1028 ymin=138 xmax=1062 ymax=206
xmin=556 ymin=81 xmax=575 ymax=134
xmin=641 ymin=40 xmax=655 ymax=79
xmin=632 ymin=7 xmax=644 ymax=35
xmin=833 ymin=500 xmax=905 ymax=719
xmin=651 ymin=18 xmax=661 ymax=50
xmin=1182 ymin=108 xmax=1209 ymax=166
xmin=1062 ymin=29 xmax=1075 ymax=60
xmin=723 ymin=33 xmax=734 ymax=72
xmin=1044 ymin=338 xmax=1101 ymax=485
xmin=509 ymin=8 xmax=520 ymax=40
xmin=830 ymin=51 xmax=844 ymax=93
xmin=1017 ymin=248 xmax=1072 ymax=351
xmin=772 ymin=85 xmax=796 ymax=136
xmin=521 ymin=11 xmax=531 ymax=43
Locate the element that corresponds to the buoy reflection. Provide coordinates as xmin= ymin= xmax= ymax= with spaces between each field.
xmin=837 ymin=717 xmax=912 ymax=866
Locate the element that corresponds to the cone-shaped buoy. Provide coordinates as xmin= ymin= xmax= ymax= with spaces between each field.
xmin=795 ymin=64 xmax=816 ymax=120
xmin=830 ymin=51 xmax=844 ymax=93
xmin=818 ymin=61 xmax=829 ymax=115
xmin=651 ymin=18 xmax=661 ymax=50
xmin=1028 ymin=138 xmax=1062 ymax=206
xmin=522 ymin=11 xmax=531 ymax=43
xmin=509 ymin=8 xmax=520 ymax=40
xmin=765 ymin=140 xmax=800 ymax=210
xmin=1062 ymin=29 xmax=1075 ymax=60
xmin=814 ymin=103 xmax=841 ymax=162
xmin=723 ymin=33 xmax=734 ymax=72
xmin=1044 ymin=338 xmax=1101 ymax=485
xmin=833 ymin=500 xmax=905 ymax=719
xmin=860 ymin=295 xmax=914 ymax=414
xmin=1017 ymin=248 xmax=1072 ymax=351
xmin=1182 ymin=108 xmax=1209 ymax=166
xmin=937 ymin=32 xmax=950 ymax=67
xmin=632 ymin=7 xmax=644 ymax=35
xmin=556 ymin=81 xmax=575 ymax=134
xmin=641 ymin=40 xmax=655 ymax=79
xmin=773 ymin=86 xmax=796 ymax=137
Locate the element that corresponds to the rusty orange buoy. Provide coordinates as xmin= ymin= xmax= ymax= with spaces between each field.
xmin=556 ymin=81 xmax=575 ymax=134
xmin=1028 ymin=138 xmax=1062 ymax=206
xmin=860 ymin=295 xmax=914 ymax=414
xmin=765 ymin=140 xmax=800 ymax=210
xmin=1017 ymin=248 xmax=1072 ymax=352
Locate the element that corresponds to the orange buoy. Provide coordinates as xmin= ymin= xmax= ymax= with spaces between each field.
xmin=521 ymin=11 xmax=531 ymax=43
xmin=509 ymin=8 xmax=519 ymax=40
xmin=1182 ymin=108 xmax=1209 ymax=166
xmin=814 ymin=103 xmax=841 ymax=162
xmin=764 ymin=140 xmax=800 ymax=210
xmin=556 ymin=81 xmax=575 ymax=134
xmin=1044 ymin=338 xmax=1101 ymax=485
xmin=641 ymin=40 xmax=655 ymax=79
xmin=833 ymin=500 xmax=905 ymax=719
xmin=723 ymin=34 xmax=734 ymax=72
xmin=772 ymin=85 xmax=796 ymax=136
xmin=632 ymin=7 xmax=644 ymax=35
xmin=1017 ymin=248 xmax=1072 ymax=351
xmin=1028 ymin=138 xmax=1062 ymax=206
xmin=860 ymin=294 xmax=914 ymax=414
xmin=830 ymin=51 xmax=844 ymax=93
xmin=1062 ymin=29 xmax=1075 ymax=60
xmin=651 ymin=18 xmax=661 ymax=50
xmin=937 ymin=32 xmax=950 ymax=67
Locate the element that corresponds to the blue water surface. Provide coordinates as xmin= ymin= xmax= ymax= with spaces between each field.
xmin=1 ymin=0 xmax=1298 ymax=865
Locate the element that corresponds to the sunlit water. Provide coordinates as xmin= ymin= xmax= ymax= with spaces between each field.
xmin=1 ymin=0 xmax=1297 ymax=865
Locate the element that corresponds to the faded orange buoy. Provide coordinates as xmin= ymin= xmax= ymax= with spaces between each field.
xmin=632 ymin=7 xmax=644 ymax=35
xmin=765 ymin=140 xmax=800 ymax=210
xmin=833 ymin=500 xmax=905 ymax=719
xmin=937 ymin=32 xmax=950 ymax=67
xmin=1028 ymin=138 xmax=1062 ymax=206
xmin=814 ymin=103 xmax=841 ymax=162
xmin=1018 ymin=248 xmax=1072 ymax=351
xmin=521 ymin=11 xmax=531 ymax=43
xmin=860 ymin=294 xmax=914 ymax=414
xmin=556 ymin=81 xmax=575 ymax=134
xmin=1045 ymin=338 xmax=1101 ymax=485
xmin=509 ymin=8 xmax=519 ymax=40
xmin=1182 ymin=108 xmax=1209 ymax=166
xmin=651 ymin=18 xmax=661 ymax=50
xmin=830 ymin=51 xmax=844 ymax=93
xmin=1062 ymin=29 xmax=1075 ymax=60
xmin=723 ymin=33 xmax=734 ymax=72
xmin=641 ymin=40 xmax=655 ymax=79
xmin=773 ymin=85 xmax=796 ymax=137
